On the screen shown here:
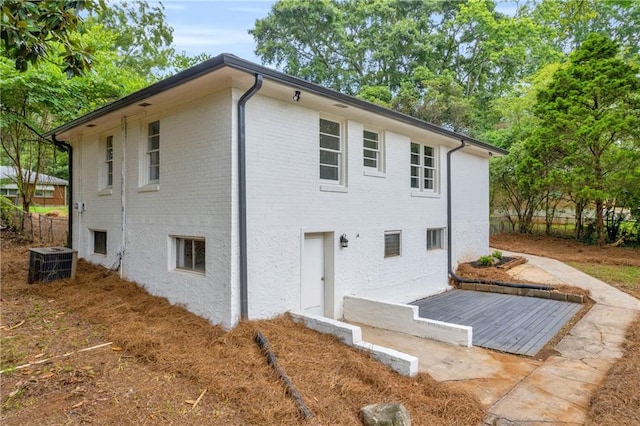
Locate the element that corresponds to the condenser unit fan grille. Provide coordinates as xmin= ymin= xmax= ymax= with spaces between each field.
xmin=28 ymin=247 xmax=77 ymax=284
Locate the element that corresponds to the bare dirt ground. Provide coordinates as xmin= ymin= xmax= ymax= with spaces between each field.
xmin=491 ymin=233 xmax=640 ymax=267
xmin=0 ymin=231 xmax=485 ymax=425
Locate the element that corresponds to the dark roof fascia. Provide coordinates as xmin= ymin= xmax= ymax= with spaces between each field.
xmin=222 ymin=55 xmax=507 ymax=155
xmin=46 ymin=54 xmax=508 ymax=155
xmin=43 ymin=55 xmax=229 ymax=138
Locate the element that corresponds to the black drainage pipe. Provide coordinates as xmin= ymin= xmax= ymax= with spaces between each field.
xmin=446 ymin=140 xmax=552 ymax=291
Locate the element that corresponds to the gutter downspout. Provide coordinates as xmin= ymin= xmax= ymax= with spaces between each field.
xmin=51 ymin=136 xmax=73 ymax=248
xmin=446 ymin=140 xmax=551 ymax=291
xmin=238 ymin=73 xmax=263 ymax=319
xmin=120 ymin=117 xmax=127 ymax=277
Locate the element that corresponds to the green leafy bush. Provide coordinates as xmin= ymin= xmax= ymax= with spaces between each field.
xmin=478 ymin=255 xmax=494 ymax=266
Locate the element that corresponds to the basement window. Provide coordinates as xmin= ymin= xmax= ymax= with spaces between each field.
xmin=384 ymin=231 xmax=401 ymax=258
xmin=93 ymin=230 xmax=107 ymax=255
xmin=174 ymin=237 xmax=205 ymax=273
xmin=427 ymin=228 xmax=445 ymax=251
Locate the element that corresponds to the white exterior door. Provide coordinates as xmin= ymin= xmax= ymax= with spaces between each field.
xmin=302 ymin=233 xmax=325 ymax=315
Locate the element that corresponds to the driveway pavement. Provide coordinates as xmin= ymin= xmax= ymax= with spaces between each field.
xmin=359 ymin=251 xmax=640 ymax=425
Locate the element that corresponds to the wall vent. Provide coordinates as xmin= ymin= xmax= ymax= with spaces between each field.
xmin=28 ymin=247 xmax=77 ymax=284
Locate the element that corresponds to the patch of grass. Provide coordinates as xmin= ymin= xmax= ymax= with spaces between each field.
xmin=2 ymin=387 xmax=25 ymax=411
xmin=568 ymin=262 xmax=640 ymax=297
xmin=0 ymin=338 xmax=25 ymax=367
xmin=29 ymin=205 xmax=68 ymax=216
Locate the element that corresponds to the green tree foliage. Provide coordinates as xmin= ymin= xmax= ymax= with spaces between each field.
xmin=86 ymin=0 xmax=175 ymax=77
xmin=0 ymin=5 xmax=154 ymax=212
xmin=534 ymin=34 xmax=639 ymax=245
xmin=251 ymin=0 xmax=555 ymax=133
xmin=0 ymin=0 xmax=103 ymax=76
xmin=533 ymin=0 xmax=640 ymax=58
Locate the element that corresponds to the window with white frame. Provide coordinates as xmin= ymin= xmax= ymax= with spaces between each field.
xmin=363 ymin=129 xmax=382 ymax=171
xmin=319 ymin=118 xmax=343 ymax=182
xmin=384 ymin=231 xmax=401 ymax=258
xmin=93 ymin=230 xmax=107 ymax=255
xmin=427 ymin=228 xmax=445 ymax=251
xmin=175 ymin=237 xmax=205 ymax=273
xmin=105 ymin=135 xmax=113 ymax=188
xmin=410 ymin=142 xmax=437 ymax=192
xmin=147 ymin=121 xmax=160 ymax=183
xmin=34 ymin=187 xmax=54 ymax=198
xmin=0 ymin=187 xmax=18 ymax=196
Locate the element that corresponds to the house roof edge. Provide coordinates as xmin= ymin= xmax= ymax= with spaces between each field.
xmin=45 ymin=53 xmax=508 ymax=155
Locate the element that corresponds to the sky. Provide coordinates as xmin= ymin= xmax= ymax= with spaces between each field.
xmin=157 ymin=0 xmax=276 ymax=63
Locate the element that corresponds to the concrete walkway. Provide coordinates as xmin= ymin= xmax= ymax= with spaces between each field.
xmin=359 ymin=252 xmax=640 ymax=425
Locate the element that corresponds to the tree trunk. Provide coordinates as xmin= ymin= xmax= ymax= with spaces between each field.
xmin=595 ymin=199 xmax=605 ymax=246
xmin=574 ymin=199 xmax=586 ymax=240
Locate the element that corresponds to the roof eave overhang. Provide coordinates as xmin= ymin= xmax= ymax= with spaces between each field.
xmin=45 ymin=53 xmax=508 ymax=156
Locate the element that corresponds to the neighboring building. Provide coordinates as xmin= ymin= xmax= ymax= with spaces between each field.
xmin=45 ymin=54 xmax=506 ymax=329
xmin=0 ymin=165 xmax=68 ymax=206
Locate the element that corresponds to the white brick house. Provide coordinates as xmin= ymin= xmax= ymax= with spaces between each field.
xmin=46 ymin=54 xmax=506 ymax=329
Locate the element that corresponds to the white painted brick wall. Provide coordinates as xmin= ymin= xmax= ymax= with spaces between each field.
xmin=243 ymin=93 xmax=490 ymax=321
xmin=70 ymin=78 xmax=491 ymax=330
xmin=73 ymin=89 xmax=237 ymax=328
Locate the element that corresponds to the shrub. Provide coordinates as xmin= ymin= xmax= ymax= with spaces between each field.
xmin=479 ymin=255 xmax=493 ymax=266
xmin=492 ymin=250 xmax=503 ymax=260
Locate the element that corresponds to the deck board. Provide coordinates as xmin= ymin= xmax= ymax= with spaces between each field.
xmin=411 ymin=290 xmax=582 ymax=356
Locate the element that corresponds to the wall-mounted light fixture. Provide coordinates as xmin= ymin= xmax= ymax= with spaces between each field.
xmin=293 ymin=90 xmax=301 ymax=102
xmin=339 ymin=234 xmax=349 ymax=248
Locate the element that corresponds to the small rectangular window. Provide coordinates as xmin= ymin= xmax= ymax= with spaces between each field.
xmin=0 ymin=188 xmax=18 ymax=196
xmin=363 ymin=130 xmax=380 ymax=169
xmin=105 ymin=135 xmax=113 ymax=187
xmin=147 ymin=121 xmax=160 ymax=183
xmin=93 ymin=230 xmax=107 ymax=255
xmin=384 ymin=231 xmax=401 ymax=258
xmin=175 ymin=237 xmax=205 ymax=273
xmin=34 ymin=188 xmax=54 ymax=198
xmin=319 ymin=118 xmax=342 ymax=182
xmin=427 ymin=228 xmax=445 ymax=251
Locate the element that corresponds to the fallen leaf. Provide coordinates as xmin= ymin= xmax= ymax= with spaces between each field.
xmin=111 ymin=346 xmax=123 ymax=351
xmin=40 ymin=372 xmax=55 ymax=379
xmin=71 ymin=401 xmax=84 ymax=409
xmin=184 ymin=399 xmax=196 ymax=405
xmin=34 ymin=353 xmax=46 ymax=359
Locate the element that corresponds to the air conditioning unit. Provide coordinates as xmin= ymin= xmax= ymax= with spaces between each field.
xmin=28 ymin=247 xmax=77 ymax=284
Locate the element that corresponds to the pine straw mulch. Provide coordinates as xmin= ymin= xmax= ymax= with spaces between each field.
xmin=455 ymin=260 xmax=592 ymax=299
xmin=490 ymin=233 xmax=640 ymax=425
xmin=0 ymin=233 xmax=485 ymax=425
xmin=491 ymin=233 xmax=640 ymax=267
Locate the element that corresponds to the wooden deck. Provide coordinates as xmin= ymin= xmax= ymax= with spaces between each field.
xmin=411 ymin=290 xmax=582 ymax=356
